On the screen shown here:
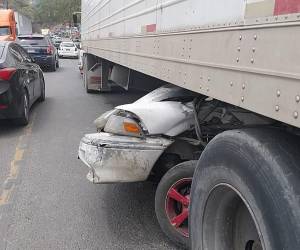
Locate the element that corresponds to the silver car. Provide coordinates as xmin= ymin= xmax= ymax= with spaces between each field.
xmin=78 ymin=85 xmax=197 ymax=183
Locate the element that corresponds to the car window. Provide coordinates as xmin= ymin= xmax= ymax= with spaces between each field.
xmin=0 ymin=26 xmax=10 ymax=36
xmin=9 ymin=44 xmax=23 ymax=63
xmin=61 ymin=43 xmax=75 ymax=47
xmin=17 ymin=45 xmax=32 ymax=62
xmin=18 ymin=37 xmax=48 ymax=46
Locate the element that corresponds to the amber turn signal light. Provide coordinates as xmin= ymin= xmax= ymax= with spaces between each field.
xmin=123 ymin=122 xmax=141 ymax=134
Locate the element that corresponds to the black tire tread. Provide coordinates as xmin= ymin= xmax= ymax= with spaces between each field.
xmin=190 ymin=128 xmax=300 ymax=250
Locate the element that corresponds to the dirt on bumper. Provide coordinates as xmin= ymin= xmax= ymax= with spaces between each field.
xmin=78 ymin=132 xmax=173 ymax=183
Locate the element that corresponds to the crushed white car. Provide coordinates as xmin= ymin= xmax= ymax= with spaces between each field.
xmin=78 ymin=85 xmax=197 ymax=183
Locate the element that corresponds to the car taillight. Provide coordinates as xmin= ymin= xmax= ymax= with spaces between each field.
xmin=0 ymin=68 xmax=16 ymax=81
xmin=47 ymin=46 xmax=54 ymax=55
xmin=0 ymin=104 xmax=8 ymax=110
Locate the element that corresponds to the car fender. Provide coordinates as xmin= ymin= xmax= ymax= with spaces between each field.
xmin=116 ymin=101 xmax=194 ymax=136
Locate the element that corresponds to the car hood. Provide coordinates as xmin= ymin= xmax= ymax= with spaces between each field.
xmin=95 ymin=85 xmax=196 ymax=137
xmin=133 ymin=84 xmax=197 ymax=104
xmin=117 ymin=101 xmax=194 ymax=136
xmin=114 ymin=85 xmax=196 ymax=136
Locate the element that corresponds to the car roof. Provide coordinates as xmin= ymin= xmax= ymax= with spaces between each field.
xmin=0 ymin=41 xmax=13 ymax=54
xmin=61 ymin=41 xmax=75 ymax=44
xmin=18 ymin=34 xmax=45 ymax=39
xmin=0 ymin=41 xmax=14 ymax=64
xmin=0 ymin=41 xmax=11 ymax=47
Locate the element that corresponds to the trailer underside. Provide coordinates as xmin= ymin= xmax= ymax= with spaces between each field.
xmin=83 ymin=15 xmax=300 ymax=129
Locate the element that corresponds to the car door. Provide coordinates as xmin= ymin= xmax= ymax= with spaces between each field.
xmin=9 ymin=44 xmax=34 ymax=104
xmin=17 ymin=44 xmax=40 ymax=102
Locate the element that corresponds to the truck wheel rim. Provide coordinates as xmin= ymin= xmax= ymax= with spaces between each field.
xmin=202 ymin=183 xmax=264 ymax=250
xmin=165 ymin=178 xmax=192 ymax=238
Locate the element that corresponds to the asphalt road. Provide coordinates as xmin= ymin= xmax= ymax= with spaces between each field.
xmin=0 ymin=59 xmax=180 ymax=250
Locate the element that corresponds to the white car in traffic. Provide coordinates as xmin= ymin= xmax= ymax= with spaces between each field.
xmin=58 ymin=42 xmax=79 ymax=58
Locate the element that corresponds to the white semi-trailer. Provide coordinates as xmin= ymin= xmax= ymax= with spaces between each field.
xmin=80 ymin=0 xmax=300 ymax=249
xmin=14 ymin=12 xmax=32 ymax=35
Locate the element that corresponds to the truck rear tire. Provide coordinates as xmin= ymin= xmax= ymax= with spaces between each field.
xmin=155 ymin=160 xmax=196 ymax=249
xmin=190 ymin=128 xmax=300 ymax=250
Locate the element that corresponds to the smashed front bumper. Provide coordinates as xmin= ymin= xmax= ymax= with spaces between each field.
xmin=78 ymin=132 xmax=173 ymax=183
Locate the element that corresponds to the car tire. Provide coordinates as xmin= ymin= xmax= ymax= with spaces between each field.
xmin=50 ymin=60 xmax=56 ymax=72
xmin=155 ymin=161 xmax=196 ymax=249
xmin=190 ymin=128 xmax=300 ymax=250
xmin=38 ymin=78 xmax=45 ymax=102
xmin=15 ymin=90 xmax=29 ymax=126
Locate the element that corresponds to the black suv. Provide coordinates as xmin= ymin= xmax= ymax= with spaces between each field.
xmin=17 ymin=34 xmax=59 ymax=72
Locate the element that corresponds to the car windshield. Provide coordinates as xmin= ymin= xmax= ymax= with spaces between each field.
xmin=18 ymin=37 xmax=48 ymax=46
xmin=61 ymin=43 xmax=75 ymax=47
xmin=0 ymin=26 xmax=10 ymax=36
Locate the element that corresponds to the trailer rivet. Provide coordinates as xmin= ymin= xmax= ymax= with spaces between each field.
xmin=241 ymin=96 xmax=244 ymax=102
xmin=237 ymin=47 xmax=241 ymax=52
xmin=208 ymin=77 xmax=211 ymax=81
xmin=294 ymin=111 xmax=298 ymax=119
xmin=230 ymin=81 xmax=233 ymax=87
xmin=254 ymin=35 xmax=257 ymax=40
xmin=242 ymin=84 xmax=245 ymax=90
xmin=277 ymin=90 xmax=281 ymax=97
xmin=252 ymin=48 xmax=256 ymax=52
xmin=251 ymin=58 xmax=254 ymax=63
xmin=236 ymin=57 xmax=239 ymax=62
xmin=296 ymin=95 xmax=300 ymax=103
xmin=239 ymin=35 xmax=242 ymax=40
xmin=275 ymin=105 xmax=279 ymax=111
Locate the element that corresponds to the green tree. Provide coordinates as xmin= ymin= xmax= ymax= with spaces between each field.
xmin=8 ymin=0 xmax=35 ymax=19
xmin=34 ymin=0 xmax=81 ymax=26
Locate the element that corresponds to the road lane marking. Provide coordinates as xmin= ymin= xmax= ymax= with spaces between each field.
xmin=0 ymin=189 xmax=13 ymax=206
xmin=0 ymin=114 xmax=36 ymax=207
xmin=9 ymin=149 xmax=24 ymax=178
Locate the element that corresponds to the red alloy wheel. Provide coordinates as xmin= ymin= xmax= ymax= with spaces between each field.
xmin=165 ymin=178 xmax=192 ymax=238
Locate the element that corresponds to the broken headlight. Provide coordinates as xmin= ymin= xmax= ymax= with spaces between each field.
xmin=94 ymin=109 xmax=118 ymax=132
xmin=104 ymin=111 xmax=146 ymax=138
